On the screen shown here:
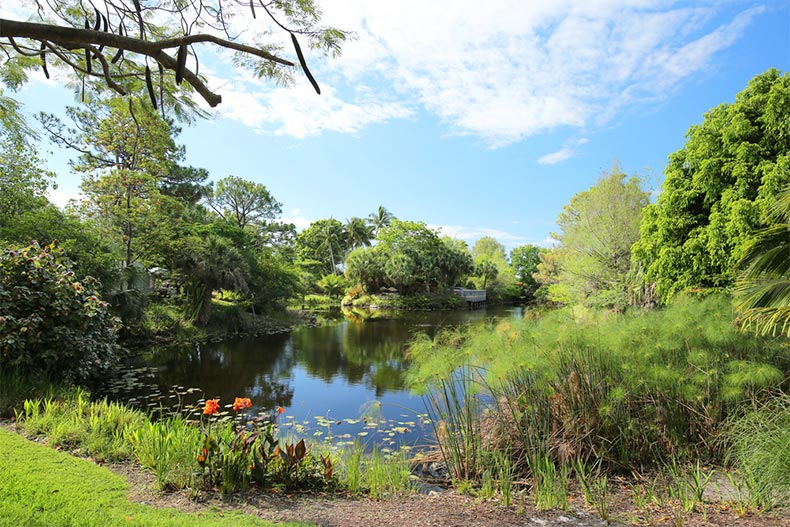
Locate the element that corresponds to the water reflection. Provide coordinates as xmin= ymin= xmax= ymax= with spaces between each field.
xmin=121 ymin=305 xmax=523 ymax=444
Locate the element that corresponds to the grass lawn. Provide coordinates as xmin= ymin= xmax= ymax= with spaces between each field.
xmin=0 ymin=428 xmax=311 ymax=527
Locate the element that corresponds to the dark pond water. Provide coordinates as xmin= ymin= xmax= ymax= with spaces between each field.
xmin=108 ymin=305 xmax=523 ymax=449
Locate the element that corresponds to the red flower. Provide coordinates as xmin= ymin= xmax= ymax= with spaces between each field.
xmin=276 ymin=406 xmax=285 ymax=414
xmin=203 ymin=399 xmax=220 ymax=415
xmin=233 ymin=397 xmax=252 ymax=412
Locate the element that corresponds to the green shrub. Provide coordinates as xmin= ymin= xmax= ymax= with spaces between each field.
xmin=0 ymin=241 xmax=121 ymax=386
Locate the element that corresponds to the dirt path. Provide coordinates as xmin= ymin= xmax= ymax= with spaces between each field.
xmin=112 ymin=462 xmax=789 ymax=527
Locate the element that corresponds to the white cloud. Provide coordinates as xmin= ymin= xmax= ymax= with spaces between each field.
xmin=47 ymin=187 xmax=81 ymax=209
xmin=280 ymin=213 xmax=312 ymax=231
xmin=538 ymin=137 xmax=589 ymax=165
xmin=541 ymin=237 xmax=559 ymax=248
xmin=311 ymin=1 xmax=762 ymax=147
xmin=217 ymin=81 xmax=413 ymax=138
xmin=430 ymin=224 xmax=527 ymax=245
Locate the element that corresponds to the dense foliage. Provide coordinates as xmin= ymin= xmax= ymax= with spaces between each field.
xmin=0 ymin=242 xmax=121 ymax=385
xmin=343 ymin=220 xmax=474 ymax=295
xmin=407 ymin=295 xmax=788 ymax=475
xmin=735 ymin=187 xmax=790 ymax=336
xmin=633 ymin=69 xmax=790 ymax=301
xmin=537 ymin=166 xmax=649 ymax=309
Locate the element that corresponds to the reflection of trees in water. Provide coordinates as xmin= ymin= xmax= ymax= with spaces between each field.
xmin=148 ymin=334 xmax=295 ymax=410
xmin=291 ymin=319 xmax=412 ymax=396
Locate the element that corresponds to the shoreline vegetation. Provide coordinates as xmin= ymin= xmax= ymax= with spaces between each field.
xmin=1 ymin=295 xmax=788 ymax=526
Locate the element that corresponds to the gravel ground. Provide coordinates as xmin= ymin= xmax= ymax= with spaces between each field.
xmin=112 ymin=462 xmax=789 ymax=527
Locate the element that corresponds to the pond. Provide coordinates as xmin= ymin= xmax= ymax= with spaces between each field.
xmin=106 ymin=305 xmax=523 ymax=450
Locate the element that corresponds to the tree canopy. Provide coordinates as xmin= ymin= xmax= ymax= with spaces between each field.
xmin=209 ymin=175 xmax=281 ymax=231
xmin=539 ymin=165 xmax=649 ymax=309
xmin=0 ymin=0 xmax=346 ymax=112
xmin=633 ymin=69 xmax=790 ymax=301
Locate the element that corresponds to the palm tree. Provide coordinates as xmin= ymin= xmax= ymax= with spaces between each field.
xmin=367 ymin=205 xmax=394 ymax=238
xmin=179 ymin=235 xmax=250 ymax=326
xmin=345 ymin=217 xmax=373 ymax=249
xmin=735 ymin=187 xmax=790 ymax=336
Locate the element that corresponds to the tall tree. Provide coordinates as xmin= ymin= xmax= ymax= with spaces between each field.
xmin=176 ymin=234 xmax=250 ymax=326
xmin=42 ymin=97 xmax=183 ymax=279
xmin=368 ymin=205 xmax=395 ymax=237
xmin=160 ymin=164 xmax=210 ymax=204
xmin=208 ymin=175 xmax=282 ymax=231
xmin=345 ymin=216 xmax=373 ymax=249
xmin=0 ymin=131 xmax=53 ymax=226
xmin=540 ymin=164 xmax=649 ymax=308
xmin=0 ymin=1 xmax=346 ymax=111
xmin=295 ymin=218 xmax=348 ymax=276
xmin=735 ymin=186 xmax=790 ymax=336
xmin=510 ymin=244 xmax=544 ymax=300
xmin=633 ymin=69 xmax=790 ymax=301
xmin=470 ymin=236 xmax=517 ymax=297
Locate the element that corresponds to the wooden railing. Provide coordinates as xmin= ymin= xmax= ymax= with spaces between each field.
xmin=453 ymin=287 xmax=486 ymax=303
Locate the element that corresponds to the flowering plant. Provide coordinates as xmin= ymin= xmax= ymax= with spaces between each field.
xmin=194 ymin=396 xmax=331 ymax=493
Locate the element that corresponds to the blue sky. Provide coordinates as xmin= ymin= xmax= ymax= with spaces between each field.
xmin=8 ymin=0 xmax=790 ymax=251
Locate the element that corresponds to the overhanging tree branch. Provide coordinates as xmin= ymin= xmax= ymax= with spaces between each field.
xmin=0 ymin=1 xmax=344 ymax=111
xmin=0 ymin=18 xmax=299 ymax=107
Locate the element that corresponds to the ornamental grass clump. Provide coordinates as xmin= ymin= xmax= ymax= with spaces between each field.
xmin=406 ymin=295 xmax=788 ymax=497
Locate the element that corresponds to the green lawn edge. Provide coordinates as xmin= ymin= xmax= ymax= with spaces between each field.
xmin=0 ymin=428 xmax=312 ymax=527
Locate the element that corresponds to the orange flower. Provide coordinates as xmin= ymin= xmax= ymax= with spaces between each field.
xmin=232 ymin=397 xmax=252 ymax=412
xmin=203 ymin=399 xmax=220 ymax=415
xmin=276 ymin=406 xmax=285 ymax=414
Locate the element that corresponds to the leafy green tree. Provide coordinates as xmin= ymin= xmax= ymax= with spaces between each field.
xmin=345 ymin=217 xmax=373 ymax=249
xmin=160 ymin=164 xmax=210 ymax=204
xmin=368 ymin=205 xmax=395 ymax=237
xmin=475 ymin=259 xmax=499 ymax=289
xmin=633 ymin=69 xmax=790 ymax=301
xmin=472 ymin=236 xmax=507 ymax=261
xmin=295 ymin=218 xmax=348 ymax=276
xmin=43 ymin=97 xmax=184 ymax=278
xmin=208 ymin=175 xmax=282 ymax=231
xmin=1 ymin=202 xmax=118 ymax=291
xmin=510 ymin=244 xmax=544 ymax=300
xmin=0 ymin=241 xmax=120 ymax=385
xmin=735 ymin=187 xmax=790 ymax=336
xmin=344 ymin=247 xmax=386 ymax=293
xmin=176 ymin=234 xmax=250 ymax=326
xmin=377 ymin=220 xmax=445 ymax=293
xmin=1 ymin=1 xmax=346 ymax=112
xmin=542 ymin=165 xmax=649 ymax=309
xmin=533 ymin=248 xmax=562 ymax=303
xmin=317 ymin=273 xmax=347 ymax=299
xmin=470 ymin=236 xmax=518 ymax=299
xmin=0 ymin=126 xmax=53 ymax=227
xmin=435 ymin=237 xmax=473 ymax=290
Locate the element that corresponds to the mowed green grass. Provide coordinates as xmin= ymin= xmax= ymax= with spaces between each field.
xmin=0 ymin=428 xmax=311 ymax=527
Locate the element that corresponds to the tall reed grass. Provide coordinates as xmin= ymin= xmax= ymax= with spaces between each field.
xmin=723 ymin=391 xmax=790 ymax=509
xmin=407 ymin=295 xmax=788 ymax=502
